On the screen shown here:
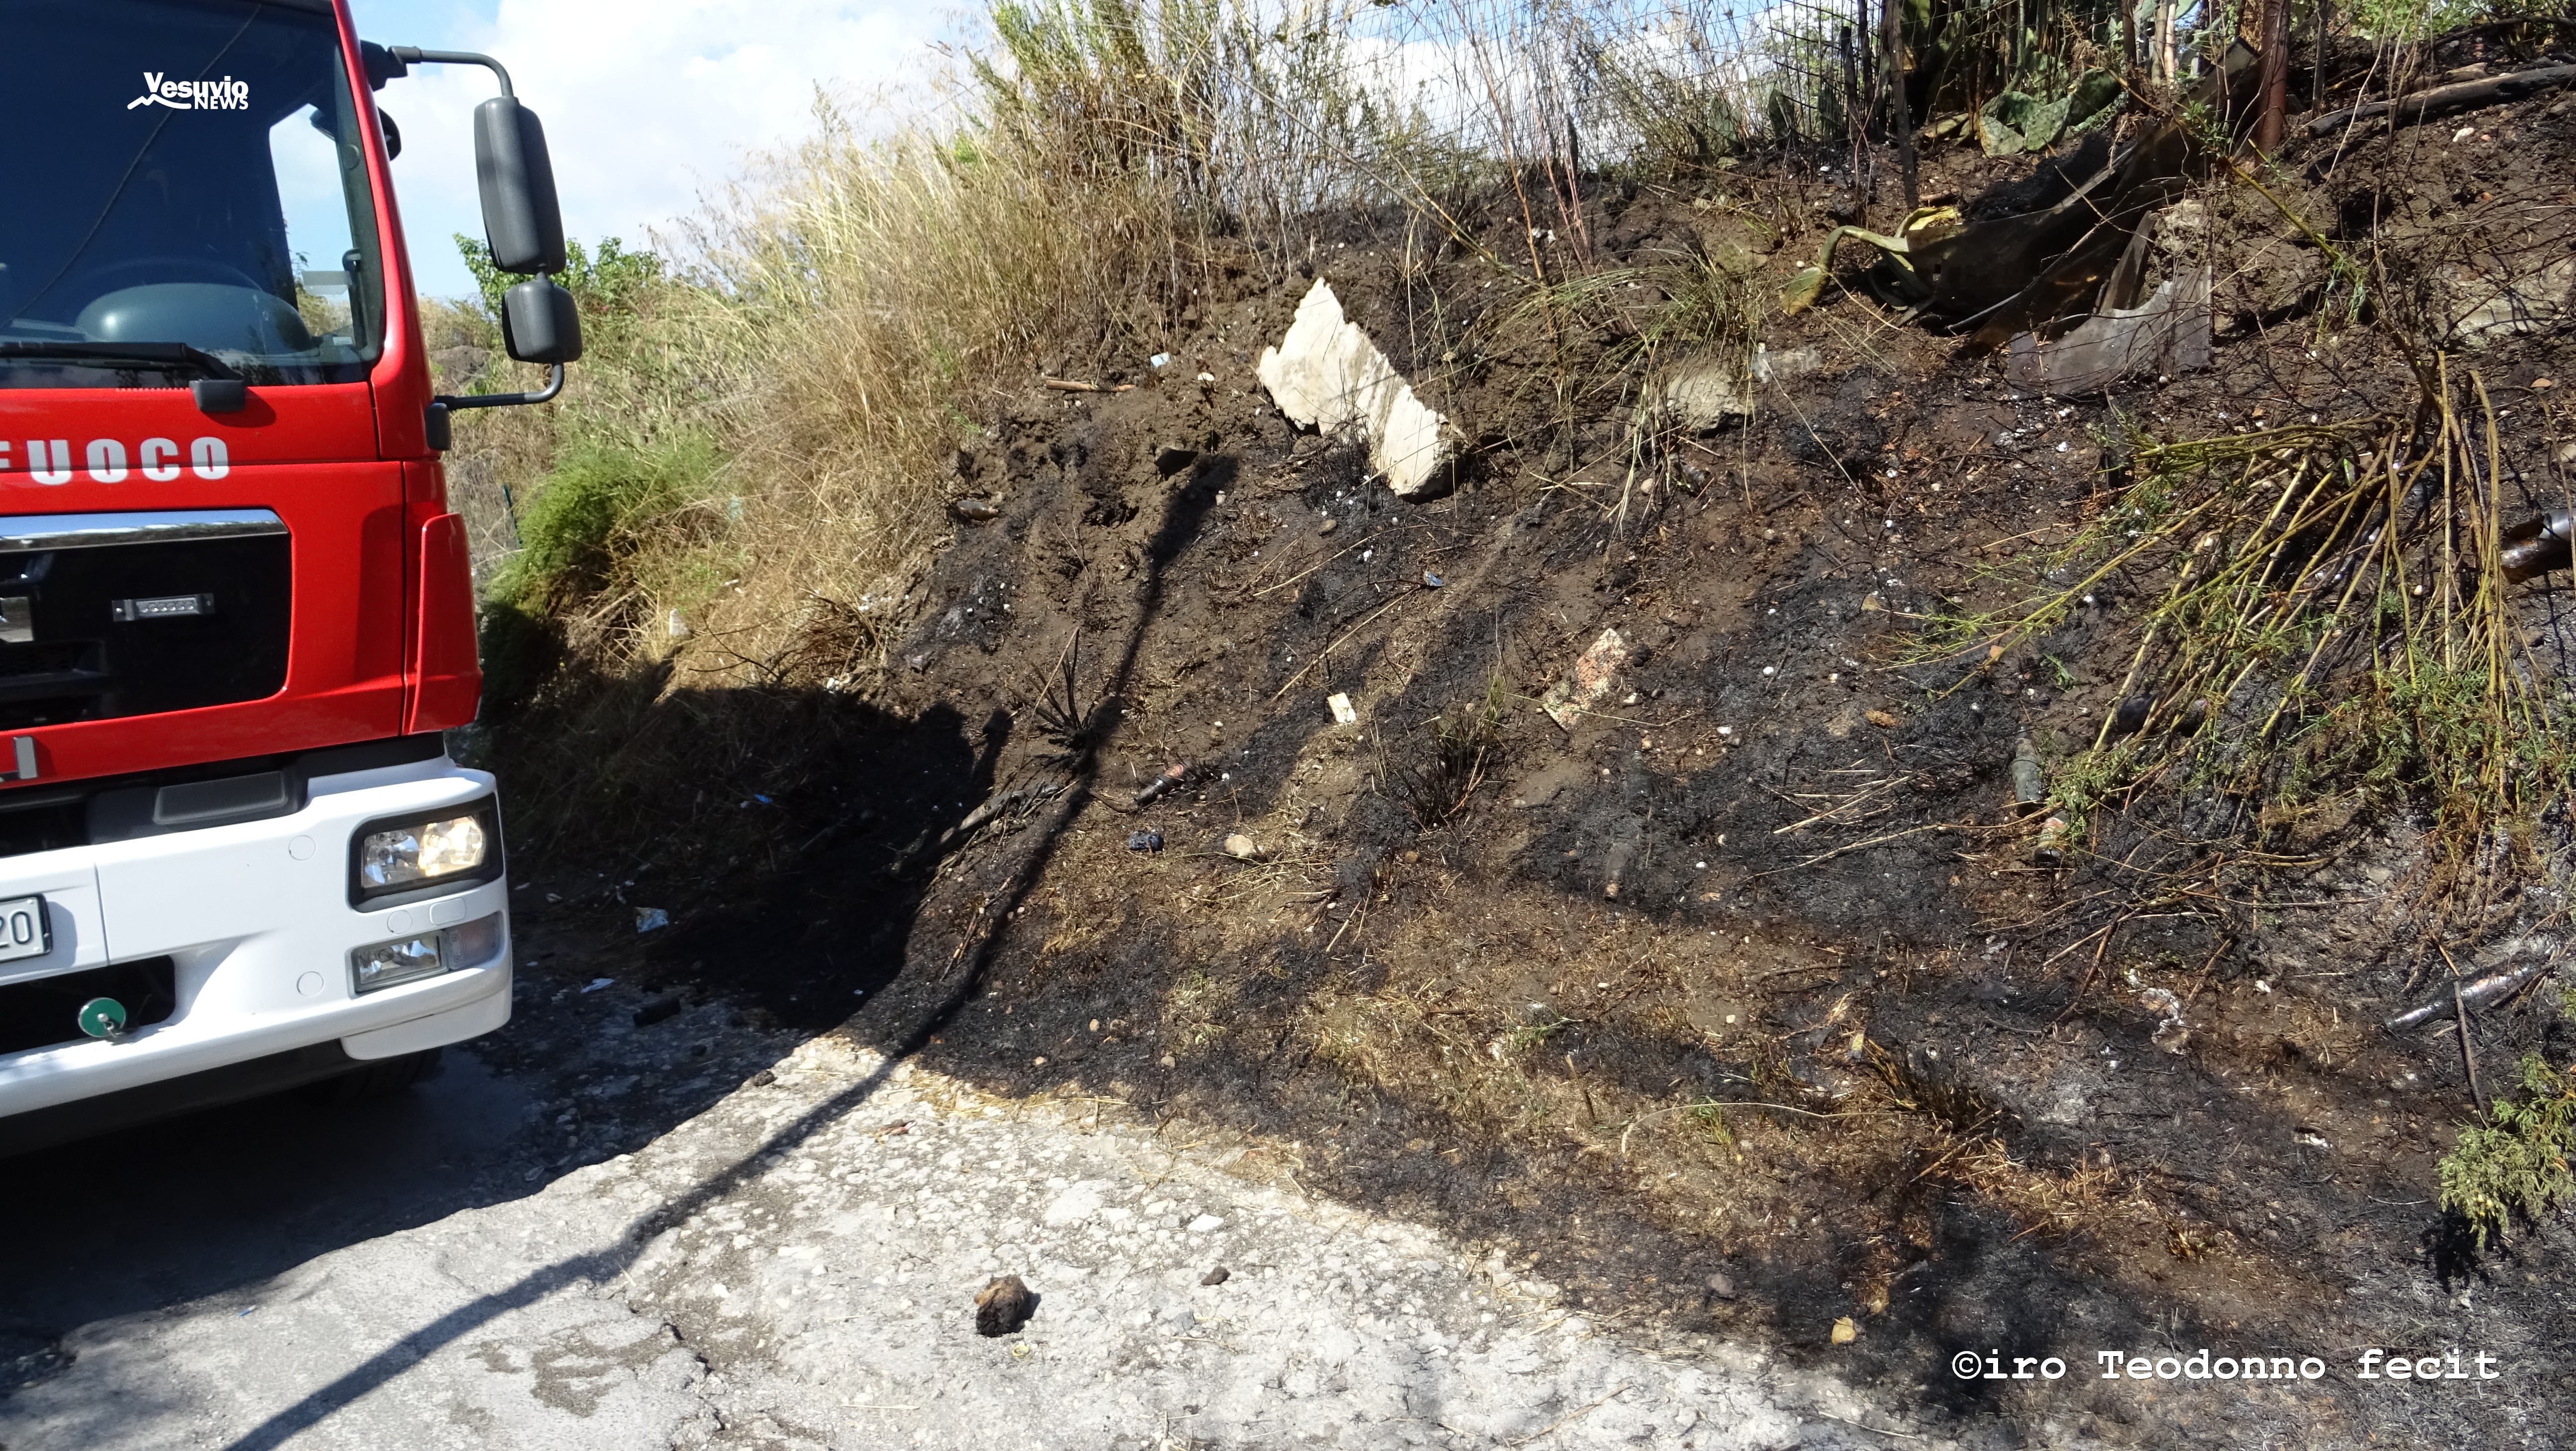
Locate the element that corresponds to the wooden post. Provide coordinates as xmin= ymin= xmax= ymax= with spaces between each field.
xmin=2255 ymin=0 xmax=2290 ymax=152
xmin=1882 ymin=0 xmax=1917 ymax=208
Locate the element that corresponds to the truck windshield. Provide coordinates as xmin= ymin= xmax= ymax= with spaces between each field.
xmin=0 ymin=0 xmax=387 ymax=389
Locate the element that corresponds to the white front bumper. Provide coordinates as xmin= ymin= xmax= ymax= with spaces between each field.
xmin=0 ymin=756 xmax=513 ymax=1121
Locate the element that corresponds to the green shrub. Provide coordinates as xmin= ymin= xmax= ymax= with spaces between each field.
xmin=486 ymin=432 xmax=721 ymax=613
xmin=2440 ymin=1055 xmax=2576 ymax=1251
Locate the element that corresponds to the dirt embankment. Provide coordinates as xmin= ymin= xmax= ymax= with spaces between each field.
xmin=499 ymin=68 xmax=2576 ymax=1445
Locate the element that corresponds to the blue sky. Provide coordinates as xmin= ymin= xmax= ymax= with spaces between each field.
xmin=345 ymin=0 xmax=959 ymax=299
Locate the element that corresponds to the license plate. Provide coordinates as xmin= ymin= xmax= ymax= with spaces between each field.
xmin=0 ymin=895 xmax=49 ymax=962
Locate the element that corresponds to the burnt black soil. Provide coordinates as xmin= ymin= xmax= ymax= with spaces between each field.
xmin=501 ymin=67 xmax=2576 ymax=1447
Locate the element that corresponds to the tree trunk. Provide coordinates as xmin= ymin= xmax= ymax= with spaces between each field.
xmin=2255 ymin=0 xmax=2290 ymax=152
xmin=1883 ymin=0 xmax=1917 ymax=208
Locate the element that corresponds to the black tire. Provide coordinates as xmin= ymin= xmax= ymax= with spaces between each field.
xmin=300 ymin=1047 xmax=443 ymax=1106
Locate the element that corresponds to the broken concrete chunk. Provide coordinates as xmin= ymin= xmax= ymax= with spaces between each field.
xmin=1540 ymin=628 xmax=1630 ymax=730
xmin=1256 ymin=280 xmax=1454 ymax=498
xmin=2443 ymin=256 xmax=2576 ymax=348
xmin=2006 ymin=268 xmax=2211 ymax=395
xmin=1660 ymin=346 xmax=1821 ymax=430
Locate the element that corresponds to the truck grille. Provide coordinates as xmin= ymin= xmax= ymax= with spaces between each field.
xmin=0 ymin=510 xmax=290 ymax=729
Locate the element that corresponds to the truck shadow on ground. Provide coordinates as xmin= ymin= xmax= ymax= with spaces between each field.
xmin=0 ymin=691 xmax=1012 ymax=1418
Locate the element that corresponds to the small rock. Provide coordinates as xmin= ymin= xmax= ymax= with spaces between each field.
xmin=633 ymin=993 xmax=684 ymax=1027
xmin=1831 ymin=1315 xmax=1859 ymax=1344
xmin=1864 ymin=708 xmax=1900 ymax=729
xmin=2109 ymin=695 xmax=2153 ymax=734
xmin=634 ymin=907 xmax=670 ymax=934
xmin=1318 ymin=517 xmax=1339 ymax=535
xmin=1704 ymin=1272 xmax=1737 ymax=1300
xmin=749 ymin=1069 xmax=776 ymax=1087
xmin=975 ymin=1275 xmax=1039 ymax=1337
xmin=1222 ymin=833 xmax=1262 ymax=861
xmin=1201 ymin=1266 xmax=1232 ymax=1287
xmin=1540 ymin=628 xmax=1631 ymax=731
xmin=951 ymin=497 xmax=1000 ymax=522
xmin=1187 ymin=1214 xmax=1226 ymax=1233
xmin=1127 ymin=830 xmax=1164 ymax=852
xmin=1155 ymin=444 xmax=1199 ymax=476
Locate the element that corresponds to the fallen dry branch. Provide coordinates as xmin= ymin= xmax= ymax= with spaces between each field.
xmin=2306 ymin=63 xmax=2576 ymax=136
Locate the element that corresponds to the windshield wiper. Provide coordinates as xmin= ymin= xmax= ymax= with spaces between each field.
xmin=0 ymin=342 xmax=242 ymax=380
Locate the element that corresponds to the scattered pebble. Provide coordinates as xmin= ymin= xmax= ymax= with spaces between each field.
xmin=1127 ymin=830 xmax=1163 ymax=853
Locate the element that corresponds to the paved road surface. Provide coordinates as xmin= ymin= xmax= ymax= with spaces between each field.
xmin=0 ymin=1006 xmax=1952 ymax=1450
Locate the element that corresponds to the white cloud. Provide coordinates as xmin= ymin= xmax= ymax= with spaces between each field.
xmin=353 ymin=0 xmax=958 ymax=297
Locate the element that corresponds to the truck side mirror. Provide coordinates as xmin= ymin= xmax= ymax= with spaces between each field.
xmin=474 ymin=97 xmax=565 ymax=275
xmin=500 ymin=279 xmax=582 ymax=365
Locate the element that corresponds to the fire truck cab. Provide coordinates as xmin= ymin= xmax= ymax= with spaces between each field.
xmin=0 ymin=0 xmax=578 ymax=1152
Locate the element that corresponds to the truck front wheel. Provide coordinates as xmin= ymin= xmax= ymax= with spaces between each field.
xmin=302 ymin=1048 xmax=444 ymax=1105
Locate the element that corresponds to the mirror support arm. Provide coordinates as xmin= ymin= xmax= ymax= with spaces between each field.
xmin=438 ymin=363 xmax=562 ymax=412
xmin=423 ymin=364 xmax=564 ymax=451
xmin=383 ymin=47 xmax=514 ymax=97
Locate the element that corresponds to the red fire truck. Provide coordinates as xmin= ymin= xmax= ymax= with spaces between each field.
xmin=0 ymin=0 xmax=579 ymax=1151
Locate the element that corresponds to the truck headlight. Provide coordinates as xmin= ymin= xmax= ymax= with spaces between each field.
xmin=349 ymin=912 xmax=507 ymax=994
xmin=362 ymin=814 xmax=484 ymax=887
xmin=350 ymin=799 xmax=502 ymax=904
xmin=350 ymin=933 xmax=445 ymax=994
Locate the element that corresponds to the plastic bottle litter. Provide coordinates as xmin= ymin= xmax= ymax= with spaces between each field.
xmin=1134 ymin=762 xmax=1189 ymax=806
xmin=2010 ymin=738 xmax=2048 ymax=812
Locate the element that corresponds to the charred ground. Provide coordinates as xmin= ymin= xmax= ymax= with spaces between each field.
xmin=489 ymin=64 xmax=2576 ymax=1446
